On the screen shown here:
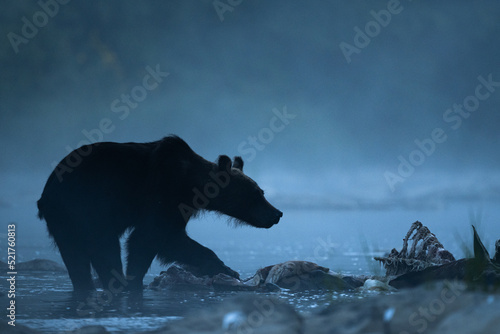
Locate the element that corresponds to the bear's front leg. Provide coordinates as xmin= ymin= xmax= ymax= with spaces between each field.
xmin=126 ymin=227 xmax=162 ymax=290
xmin=158 ymin=233 xmax=240 ymax=279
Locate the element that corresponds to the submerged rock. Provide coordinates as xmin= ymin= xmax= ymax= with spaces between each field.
xmin=150 ymin=261 xmax=365 ymax=292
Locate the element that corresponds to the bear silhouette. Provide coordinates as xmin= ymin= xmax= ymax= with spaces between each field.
xmin=37 ymin=136 xmax=282 ymax=292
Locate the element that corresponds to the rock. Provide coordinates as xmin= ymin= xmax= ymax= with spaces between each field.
xmin=361 ymin=279 xmax=396 ymax=292
xmin=0 ymin=259 xmax=66 ymax=272
xmin=150 ymin=265 xmax=214 ymax=290
xmin=17 ymin=259 xmax=67 ymax=272
xmin=148 ymin=295 xmax=302 ymax=334
xmin=244 ymin=261 xmax=345 ymax=291
xmin=150 ymin=261 xmax=365 ymax=292
xmin=149 ymin=264 xmax=252 ymax=291
xmin=221 ymin=311 xmax=246 ymax=331
xmin=432 ymin=295 xmax=500 ymax=334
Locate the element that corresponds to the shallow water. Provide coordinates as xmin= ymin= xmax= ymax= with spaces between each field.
xmin=3 ymin=204 xmax=499 ymax=333
xmin=5 ymin=266 xmax=380 ymax=333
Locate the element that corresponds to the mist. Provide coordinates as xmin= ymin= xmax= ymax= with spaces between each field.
xmin=1 ymin=1 xmax=500 ymax=256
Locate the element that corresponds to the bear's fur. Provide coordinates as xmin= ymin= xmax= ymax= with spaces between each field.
xmin=37 ymin=136 xmax=282 ymax=292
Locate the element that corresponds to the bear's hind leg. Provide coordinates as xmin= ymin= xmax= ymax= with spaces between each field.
xmin=55 ymin=237 xmax=94 ymax=292
xmin=45 ymin=212 xmax=94 ymax=293
xmin=88 ymin=235 xmax=126 ymax=293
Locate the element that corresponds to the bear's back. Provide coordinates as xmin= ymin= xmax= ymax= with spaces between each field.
xmin=37 ymin=136 xmax=206 ymax=221
xmin=37 ymin=141 xmax=158 ymax=220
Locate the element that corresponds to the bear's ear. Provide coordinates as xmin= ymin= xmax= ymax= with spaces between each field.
xmin=217 ymin=155 xmax=232 ymax=171
xmin=233 ymin=156 xmax=244 ymax=172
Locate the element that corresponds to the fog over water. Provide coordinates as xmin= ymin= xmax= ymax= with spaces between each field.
xmin=1 ymin=0 xmax=500 ymax=274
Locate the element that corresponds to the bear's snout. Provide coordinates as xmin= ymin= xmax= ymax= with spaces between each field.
xmin=262 ymin=207 xmax=283 ymax=228
xmin=245 ymin=203 xmax=282 ymax=229
xmin=273 ymin=210 xmax=283 ymax=224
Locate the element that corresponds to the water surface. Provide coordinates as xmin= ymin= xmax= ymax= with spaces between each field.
xmin=3 ymin=204 xmax=499 ymax=333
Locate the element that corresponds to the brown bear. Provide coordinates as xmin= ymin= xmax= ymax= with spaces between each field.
xmin=37 ymin=136 xmax=282 ymax=292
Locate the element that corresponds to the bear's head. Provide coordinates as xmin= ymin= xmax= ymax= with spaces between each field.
xmin=206 ymin=155 xmax=282 ymax=229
